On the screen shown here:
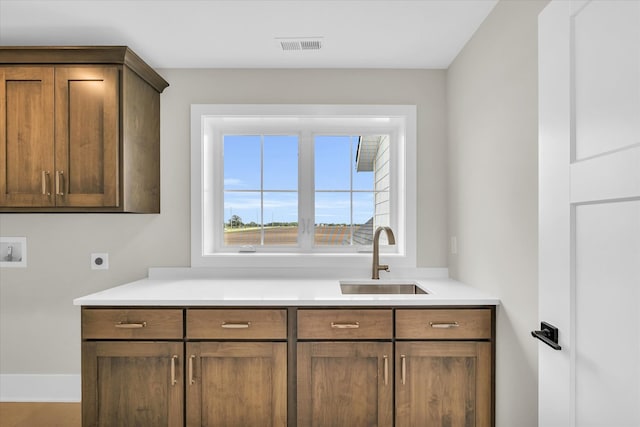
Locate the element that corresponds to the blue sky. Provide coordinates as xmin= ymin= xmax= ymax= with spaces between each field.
xmin=223 ymin=135 xmax=375 ymax=225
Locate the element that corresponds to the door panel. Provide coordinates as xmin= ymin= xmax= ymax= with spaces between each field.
xmin=297 ymin=341 xmax=393 ymax=427
xmin=0 ymin=67 xmax=55 ymax=206
xmin=573 ymin=0 xmax=640 ymax=159
xmin=54 ymin=67 xmax=118 ymax=207
xmin=395 ymin=342 xmax=491 ymax=427
xmin=187 ymin=342 xmax=287 ymax=427
xmin=82 ymin=342 xmax=183 ymax=427
xmin=574 ymin=201 xmax=640 ymax=426
xmin=538 ymin=1 xmax=640 ymax=426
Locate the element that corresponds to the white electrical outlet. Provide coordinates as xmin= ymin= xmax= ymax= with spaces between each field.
xmin=91 ymin=253 xmax=109 ymax=270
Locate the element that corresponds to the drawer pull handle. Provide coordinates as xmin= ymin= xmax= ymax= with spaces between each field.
xmin=189 ymin=355 xmax=196 ymax=385
xmin=221 ymin=322 xmax=251 ymax=329
xmin=383 ymin=355 xmax=389 ymax=386
xmin=430 ymin=321 xmax=459 ymax=329
xmin=41 ymin=171 xmax=51 ymax=196
xmin=170 ymin=355 xmax=178 ymax=386
xmin=115 ymin=322 xmax=147 ymax=329
xmin=55 ymin=171 xmax=64 ymax=196
xmin=401 ymin=355 xmax=406 ymax=385
xmin=331 ymin=322 xmax=360 ymax=329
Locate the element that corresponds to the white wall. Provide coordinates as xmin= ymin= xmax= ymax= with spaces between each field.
xmin=447 ymin=1 xmax=548 ymax=426
xmin=0 ymin=69 xmax=448 ymax=384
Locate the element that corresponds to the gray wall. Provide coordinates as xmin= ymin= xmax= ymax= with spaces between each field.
xmin=0 ymin=69 xmax=448 ymax=375
xmin=447 ymin=1 xmax=549 ymax=426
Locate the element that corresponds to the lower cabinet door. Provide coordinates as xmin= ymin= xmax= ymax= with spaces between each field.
xmin=186 ymin=342 xmax=287 ymax=427
xmin=395 ymin=341 xmax=492 ymax=427
xmin=82 ymin=341 xmax=184 ymax=427
xmin=297 ymin=341 xmax=393 ymax=427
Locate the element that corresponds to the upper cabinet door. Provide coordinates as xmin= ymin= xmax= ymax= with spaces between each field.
xmin=54 ymin=67 xmax=119 ymax=208
xmin=0 ymin=67 xmax=55 ymax=207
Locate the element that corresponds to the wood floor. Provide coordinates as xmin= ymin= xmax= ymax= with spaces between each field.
xmin=0 ymin=403 xmax=80 ymax=427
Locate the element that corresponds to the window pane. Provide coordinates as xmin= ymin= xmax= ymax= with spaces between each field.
xmin=264 ymin=192 xmax=298 ymax=246
xmin=315 ymin=192 xmax=351 ymax=245
xmin=224 ymin=192 xmax=261 ymax=246
xmin=315 ymin=135 xmax=351 ymax=190
xmin=224 ymin=135 xmax=260 ymax=190
xmin=264 ymin=135 xmax=298 ymax=190
xmin=353 ymin=192 xmax=375 ymax=245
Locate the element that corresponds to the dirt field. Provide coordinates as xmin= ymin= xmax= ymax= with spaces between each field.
xmin=224 ymin=226 xmax=352 ymax=246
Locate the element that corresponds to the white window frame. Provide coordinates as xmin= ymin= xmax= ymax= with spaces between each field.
xmin=191 ymin=104 xmax=416 ymax=269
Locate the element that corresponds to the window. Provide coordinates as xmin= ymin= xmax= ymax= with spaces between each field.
xmin=223 ymin=134 xmax=299 ymax=247
xmin=314 ymin=135 xmax=378 ymax=246
xmin=191 ymin=105 xmax=416 ymax=269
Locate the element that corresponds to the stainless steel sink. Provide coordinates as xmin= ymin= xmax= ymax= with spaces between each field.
xmin=340 ymin=281 xmax=428 ymax=295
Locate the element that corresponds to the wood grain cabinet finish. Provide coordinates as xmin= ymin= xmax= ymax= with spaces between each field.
xmin=82 ymin=341 xmax=183 ymax=427
xmin=0 ymin=67 xmax=55 ymax=207
xmin=82 ymin=308 xmax=183 ymax=340
xmin=80 ymin=306 xmax=494 ymax=427
xmin=186 ymin=310 xmax=287 ymax=426
xmin=396 ymin=309 xmax=494 ymax=427
xmin=186 ymin=342 xmax=287 ymax=427
xmin=0 ymin=46 xmax=169 ymax=212
xmin=297 ymin=309 xmax=393 ymax=339
xmin=395 ymin=342 xmax=492 ymax=427
xmin=396 ymin=308 xmax=492 ymax=340
xmin=187 ymin=309 xmax=287 ymax=339
xmin=297 ymin=342 xmax=393 ymax=427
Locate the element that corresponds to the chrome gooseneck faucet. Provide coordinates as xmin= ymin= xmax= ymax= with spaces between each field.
xmin=372 ymin=226 xmax=396 ymax=279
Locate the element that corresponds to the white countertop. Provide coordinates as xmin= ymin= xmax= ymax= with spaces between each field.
xmin=73 ymin=277 xmax=499 ymax=306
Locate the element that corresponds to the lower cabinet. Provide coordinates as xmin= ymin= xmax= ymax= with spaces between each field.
xmin=395 ymin=341 xmax=492 ymax=427
xmin=81 ymin=306 xmax=494 ymax=427
xmin=186 ymin=342 xmax=287 ymax=427
xmin=297 ymin=342 xmax=393 ymax=427
xmin=82 ymin=341 xmax=184 ymax=427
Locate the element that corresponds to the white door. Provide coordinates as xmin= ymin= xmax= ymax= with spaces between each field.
xmin=538 ymin=1 xmax=640 ymax=426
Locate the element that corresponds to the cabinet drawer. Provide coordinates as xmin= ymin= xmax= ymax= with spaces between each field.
xmin=187 ymin=309 xmax=287 ymax=339
xmin=396 ymin=309 xmax=492 ymax=339
xmin=298 ymin=309 xmax=393 ymax=339
xmin=82 ymin=309 xmax=183 ymax=339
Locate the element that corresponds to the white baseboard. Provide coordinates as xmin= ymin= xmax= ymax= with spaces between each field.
xmin=0 ymin=374 xmax=80 ymax=402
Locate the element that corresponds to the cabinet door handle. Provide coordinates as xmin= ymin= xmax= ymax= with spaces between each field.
xmin=170 ymin=355 xmax=178 ymax=386
xmin=55 ymin=171 xmax=64 ymax=196
xmin=114 ymin=321 xmax=147 ymax=329
xmin=221 ymin=322 xmax=251 ymax=329
xmin=41 ymin=171 xmax=51 ymax=196
xmin=400 ymin=355 xmax=406 ymax=385
xmin=189 ymin=355 xmax=196 ymax=385
xmin=330 ymin=322 xmax=360 ymax=329
xmin=383 ymin=355 xmax=389 ymax=386
xmin=430 ymin=321 xmax=459 ymax=329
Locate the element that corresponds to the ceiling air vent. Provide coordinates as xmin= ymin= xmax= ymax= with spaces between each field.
xmin=276 ymin=37 xmax=323 ymax=52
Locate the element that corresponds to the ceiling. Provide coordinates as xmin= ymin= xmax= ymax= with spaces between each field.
xmin=0 ymin=0 xmax=498 ymax=69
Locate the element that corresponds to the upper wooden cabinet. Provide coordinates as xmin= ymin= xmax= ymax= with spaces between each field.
xmin=0 ymin=46 xmax=169 ymax=212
